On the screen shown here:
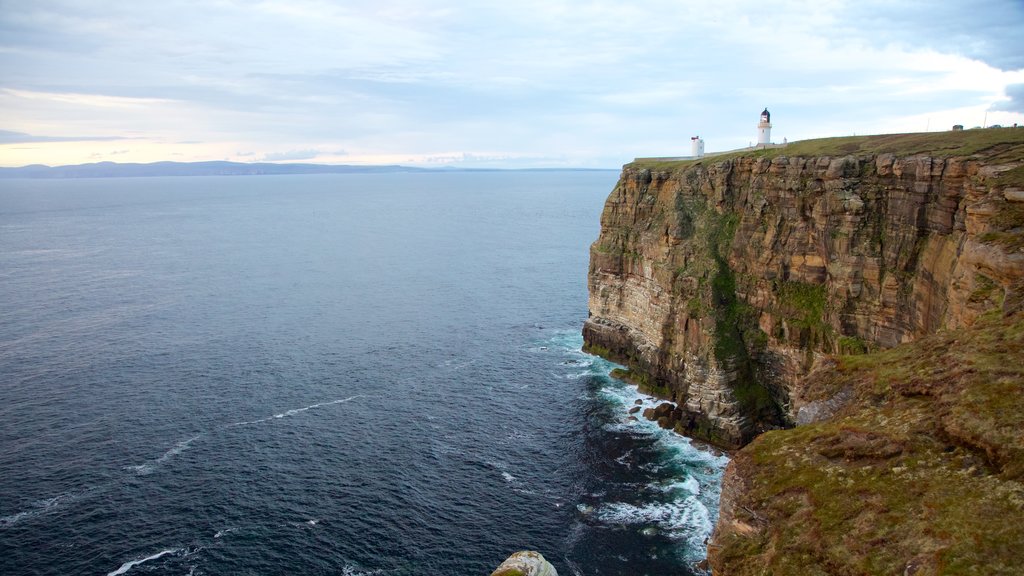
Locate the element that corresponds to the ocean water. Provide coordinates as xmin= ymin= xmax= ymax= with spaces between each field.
xmin=0 ymin=172 xmax=728 ymax=576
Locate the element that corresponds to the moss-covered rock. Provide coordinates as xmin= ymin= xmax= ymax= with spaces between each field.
xmin=709 ymin=312 xmax=1024 ymax=575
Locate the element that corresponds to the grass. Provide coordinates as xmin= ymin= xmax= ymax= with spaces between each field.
xmin=776 ymin=280 xmax=833 ymax=351
xmin=837 ymin=335 xmax=869 ymax=355
xmin=629 ymin=127 xmax=1024 ymax=174
xmin=711 ymin=313 xmax=1024 ymax=575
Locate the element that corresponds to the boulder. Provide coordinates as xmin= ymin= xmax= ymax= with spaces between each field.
xmin=491 ymin=551 xmax=558 ymax=576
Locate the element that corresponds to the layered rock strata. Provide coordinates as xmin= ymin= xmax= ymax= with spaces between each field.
xmin=584 ymin=131 xmax=1024 ymax=449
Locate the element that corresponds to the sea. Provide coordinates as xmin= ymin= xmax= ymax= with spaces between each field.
xmin=0 ymin=172 xmax=728 ymax=576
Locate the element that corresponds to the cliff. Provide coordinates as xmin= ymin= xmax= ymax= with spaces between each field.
xmin=584 ymin=129 xmax=1024 ymax=449
xmin=583 ymin=128 xmax=1024 ymax=573
xmin=709 ymin=312 xmax=1024 ymax=574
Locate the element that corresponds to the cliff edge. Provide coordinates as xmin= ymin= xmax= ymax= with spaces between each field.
xmin=584 ymin=129 xmax=1024 ymax=449
xmin=583 ymin=129 xmax=1024 ymax=573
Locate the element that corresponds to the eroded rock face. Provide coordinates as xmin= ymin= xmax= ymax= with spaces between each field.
xmin=584 ymin=151 xmax=1023 ymax=449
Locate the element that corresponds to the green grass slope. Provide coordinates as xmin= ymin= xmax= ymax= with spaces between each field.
xmin=710 ymin=311 xmax=1024 ymax=575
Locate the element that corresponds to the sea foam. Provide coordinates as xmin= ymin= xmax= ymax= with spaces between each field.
xmin=107 ymin=548 xmax=181 ymax=576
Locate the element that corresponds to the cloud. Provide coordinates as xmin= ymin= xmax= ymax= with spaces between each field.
xmin=0 ymin=129 xmax=125 ymax=143
xmin=0 ymin=1 xmax=1022 ymax=168
xmin=261 ymin=149 xmax=320 ymax=161
xmin=990 ymin=84 xmax=1024 ymax=113
xmin=2 ymin=88 xmax=175 ymax=108
xmin=836 ymin=0 xmax=1024 ymax=72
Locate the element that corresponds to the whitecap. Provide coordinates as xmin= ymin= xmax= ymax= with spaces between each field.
xmin=157 ymin=435 xmax=200 ymax=464
xmin=107 ymin=548 xmax=181 ymax=576
xmin=501 ymin=472 xmax=516 ymax=483
xmin=576 ymin=503 xmax=595 ymax=515
xmin=597 ymin=497 xmax=713 ymax=556
xmin=615 ymin=450 xmax=634 ymax=469
xmin=125 ymin=464 xmax=154 ymax=475
xmin=0 ymin=509 xmax=33 ymax=527
xmin=656 ymin=476 xmax=701 ymax=496
xmin=228 ymin=395 xmax=364 ymax=427
xmin=127 ymin=435 xmax=201 ymax=475
xmin=563 ymin=557 xmax=585 ymax=576
xmin=1 ymin=492 xmax=78 ymax=527
xmin=341 ymin=566 xmax=385 ymax=576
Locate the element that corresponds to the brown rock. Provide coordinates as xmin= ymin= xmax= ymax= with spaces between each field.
xmin=583 ymin=135 xmax=1024 ymax=449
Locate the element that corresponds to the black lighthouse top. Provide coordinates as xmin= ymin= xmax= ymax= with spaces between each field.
xmin=761 ymin=108 xmax=770 ymax=122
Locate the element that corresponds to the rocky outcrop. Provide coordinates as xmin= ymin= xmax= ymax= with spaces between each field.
xmin=491 ymin=551 xmax=558 ymax=576
xmin=708 ymin=312 xmax=1024 ymax=574
xmin=584 ymin=130 xmax=1024 ymax=449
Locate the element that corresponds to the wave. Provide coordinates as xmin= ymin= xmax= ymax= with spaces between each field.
xmin=213 ymin=527 xmax=238 ymax=538
xmin=597 ymin=496 xmax=713 ymax=554
xmin=0 ymin=490 xmax=87 ymax=528
xmin=228 ymin=394 xmax=365 ymax=427
xmin=16 ymin=394 xmax=369 ymax=528
xmin=341 ymin=566 xmax=386 ymax=576
xmin=545 ymin=327 xmax=728 ymax=566
xmin=106 ymin=548 xmax=182 ymax=576
xmin=126 ymin=435 xmax=201 ymax=476
xmin=657 ymin=476 xmax=701 ymax=496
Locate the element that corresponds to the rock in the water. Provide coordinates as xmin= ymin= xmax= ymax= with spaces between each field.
xmin=491 ymin=551 xmax=558 ymax=576
xmin=652 ymin=402 xmax=675 ymax=419
xmin=628 ymin=406 xmax=641 ymax=414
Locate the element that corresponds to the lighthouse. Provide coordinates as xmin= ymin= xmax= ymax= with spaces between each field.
xmin=690 ymin=136 xmax=705 ymax=158
xmin=757 ymin=108 xmax=772 ymax=147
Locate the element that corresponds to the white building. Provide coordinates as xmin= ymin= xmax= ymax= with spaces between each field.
xmin=691 ymin=136 xmax=705 ymax=158
xmin=757 ymin=108 xmax=772 ymax=147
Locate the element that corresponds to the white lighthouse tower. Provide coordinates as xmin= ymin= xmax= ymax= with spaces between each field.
xmin=690 ymin=135 xmax=705 ymax=158
xmin=757 ymin=108 xmax=772 ymax=147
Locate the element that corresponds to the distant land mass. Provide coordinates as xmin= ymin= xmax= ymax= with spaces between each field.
xmin=0 ymin=161 xmax=614 ymax=178
xmin=0 ymin=161 xmax=429 ymax=178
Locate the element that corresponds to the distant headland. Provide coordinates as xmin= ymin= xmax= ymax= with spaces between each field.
xmin=0 ymin=161 xmax=615 ymax=179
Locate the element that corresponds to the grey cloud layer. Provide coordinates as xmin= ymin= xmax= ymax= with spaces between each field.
xmin=1 ymin=1 xmax=1021 ymax=166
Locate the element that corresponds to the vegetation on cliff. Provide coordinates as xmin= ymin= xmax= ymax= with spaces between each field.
xmin=585 ymin=127 xmax=1024 ymax=573
xmin=631 ymin=128 xmax=1024 ymax=174
xmin=710 ymin=310 xmax=1024 ymax=575
xmin=585 ymin=127 xmax=1024 ymax=449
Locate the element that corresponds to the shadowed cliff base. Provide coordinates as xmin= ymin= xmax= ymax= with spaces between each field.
xmin=584 ymin=127 xmax=1024 ymax=449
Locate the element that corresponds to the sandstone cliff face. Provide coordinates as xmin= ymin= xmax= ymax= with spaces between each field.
xmin=583 ymin=132 xmax=1024 ymax=449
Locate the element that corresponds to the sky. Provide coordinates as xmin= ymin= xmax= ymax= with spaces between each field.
xmin=1 ymin=0 xmax=1023 ymax=169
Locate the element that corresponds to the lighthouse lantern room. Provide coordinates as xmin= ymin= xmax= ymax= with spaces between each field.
xmin=757 ymin=108 xmax=772 ymax=147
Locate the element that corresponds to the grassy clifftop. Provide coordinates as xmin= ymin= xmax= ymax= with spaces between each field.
xmin=710 ymin=310 xmax=1024 ymax=574
xmin=631 ymin=128 xmax=1024 ymax=187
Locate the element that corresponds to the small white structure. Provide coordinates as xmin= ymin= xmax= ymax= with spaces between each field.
xmin=690 ymin=135 xmax=705 ymax=158
xmin=757 ymin=108 xmax=772 ymax=147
